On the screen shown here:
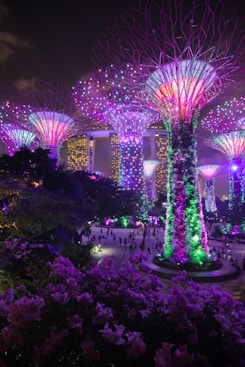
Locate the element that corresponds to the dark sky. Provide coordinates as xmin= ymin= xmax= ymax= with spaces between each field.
xmin=0 ymin=0 xmax=243 ymax=197
xmin=0 ymin=0 xmax=135 ymax=87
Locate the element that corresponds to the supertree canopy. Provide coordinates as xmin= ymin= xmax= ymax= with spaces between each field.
xmin=198 ymin=164 xmax=222 ymax=216
xmin=204 ymin=131 xmax=245 ymax=212
xmin=0 ymin=101 xmax=39 ymax=155
xmin=0 ymin=124 xmax=37 ymax=156
xmin=72 ymin=64 xmax=160 ymax=194
xmin=92 ymin=0 xmax=245 ymax=266
xmin=201 ymin=96 xmax=245 ymax=134
xmin=5 ymin=81 xmax=81 ymax=163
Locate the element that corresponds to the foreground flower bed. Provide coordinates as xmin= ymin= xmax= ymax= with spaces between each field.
xmin=0 ymin=252 xmax=245 ymax=366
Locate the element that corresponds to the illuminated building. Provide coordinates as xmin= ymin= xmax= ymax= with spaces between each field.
xmin=67 ymin=134 xmax=90 ymax=171
xmin=65 ymin=127 xmax=168 ymax=198
xmin=109 ymin=132 xmax=120 ymax=182
xmin=204 ymin=131 xmax=245 ymax=212
xmin=93 ymin=0 xmax=245 ymax=265
xmin=197 ymin=164 xmax=222 ymax=216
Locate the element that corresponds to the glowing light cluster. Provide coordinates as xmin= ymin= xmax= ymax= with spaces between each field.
xmin=205 ymin=131 xmax=245 ymax=159
xmin=92 ymin=0 xmax=244 ymax=265
xmin=143 ymin=160 xmax=160 ymax=204
xmin=201 ymin=96 xmax=245 ymax=134
xmin=146 ymin=60 xmax=217 ymax=123
xmin=0 ymin=124 xmax=37 ymax=156
xmin=197 ymin=164 xmax=221 ymax=179
xmin=205 ymin=131 xmax=245 ymax=211
xmin=9 ymin=80 xmax=82 ymax=164
xmin=28 ymin=111 xmax=75 ymax=161
xmin=143 ymin=160 xmax=160 ymax=179
xmin=0 ymin=101 xmax=38 ymax=155
xmin=72 ymin=64 xmax=160 ymax=193
xmin=198 ymin=165 xmax=221 ymax=215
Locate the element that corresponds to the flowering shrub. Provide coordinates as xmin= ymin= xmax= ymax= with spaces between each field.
xmin=0 ymin=251 xmax=245 ymax=366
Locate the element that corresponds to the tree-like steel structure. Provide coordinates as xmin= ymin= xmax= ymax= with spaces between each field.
xmin=143 ymin=160 xmax=160 ymax=203
xmin=0 ymin=102 xmax=39 ymax=155
xmin=201 ymin=96 xmax=245 ymax=134
xmin=197 ymin=164 xmax=222 ymax=217
xmin=6 ymin=81 xmax=81 ymax=164
xmin=204 ymin=131 xmax=245 ymax=213
xmin=93 ymin=0 xmax=245 ymax=266
xmin=72 ymin=64 xmax=160 ymax=195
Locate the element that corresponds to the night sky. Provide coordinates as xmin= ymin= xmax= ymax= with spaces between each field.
xmin=1 ymin=0 xmax=244 ymax=197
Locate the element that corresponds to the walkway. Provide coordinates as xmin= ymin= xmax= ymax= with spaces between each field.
xmin=88 ymin=225 xmax=245 ymax=304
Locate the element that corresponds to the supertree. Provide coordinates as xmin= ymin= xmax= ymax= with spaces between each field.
xmin=201 ymin=96 xmax=245 ymax=134
xmin=143 ymin=160 xmax=160 ymax=203
xmin=0 ymin=101 xmax=39 ymax=155
xmin=197 ymin=164 xmax=222 ymax=217
xmin=72 ymin=64 xmax=160 ymax=195
xmin=204 ymin=131 xmax=245 ymax=213
xmin=4 ymin=81 xmax=82 ymax=164
xmin=92 ymin=0 xmax=245 ymax=266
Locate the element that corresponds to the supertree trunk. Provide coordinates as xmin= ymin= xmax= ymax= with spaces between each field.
xmin=118 ymin=135 xmax=144 ymax=195
xmin=205 ymin=178 xmax=217 ymax=214
xmin=164 ymin=120 xmax=209 ymax=264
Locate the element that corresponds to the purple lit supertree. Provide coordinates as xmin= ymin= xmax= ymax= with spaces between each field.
xmin=72 ymin=64 xmax=160 ymax=195
xmin=197 ymin=164 xmax=222 ymax=217
xmin=7 ymin=81 xmax=81 ymax=164
xmin=0 ymin=101 xmax=39 ymax=155
xmin=143 ymin=160 xmax=160 ymax=203
xmin=204 ymin=131 xmax=245 ymax=212
xmin=92 ymin=0 xmax=245 ymax=266
xmin=201 ymin=96 xmax=245 ymax=134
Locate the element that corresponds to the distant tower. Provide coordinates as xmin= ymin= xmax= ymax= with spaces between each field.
xmin=198 ymin=164 xmax=222 ymax=217
xmin=93 ymin=0 xmax=245 ymax=265
xmin=205 ymin=131 xmax=245 ymax=212
xmin=72 ymin=64 xmax=160 ymax=195
xmin=0 ymin=102 xmax=38 ymax=155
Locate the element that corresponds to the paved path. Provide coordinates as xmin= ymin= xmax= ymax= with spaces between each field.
xmin=88 ymin=225 xmax=245 ymax=304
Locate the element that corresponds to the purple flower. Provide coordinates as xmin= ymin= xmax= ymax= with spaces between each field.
xmin=7 ymin=295 xmax=45 ymax=328
xmin=92 ymin=302 xmax=113 ymax=325
xmin=125 ymin=331 xmax=146 ymax=358
xmin=99 ymin=322 xmax=125 ymax=345
xmin=67 ymin=314 xmax=83 ymax=334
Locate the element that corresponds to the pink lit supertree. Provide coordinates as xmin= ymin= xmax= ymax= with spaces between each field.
xmin=6 ymin=81 xmax=81 ymax=164
xmin=72 ymin=64 xmax=160 ymax=195
xmin=197 ymin=164 xmax=222 ymax=217
xmin=204 ymin=131 xmax=245 ymax=212
xmin=92 ymin=0 xmax=245 ymax=266
xmin=0 ymin=101 xmax=39 ymax=155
